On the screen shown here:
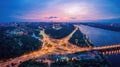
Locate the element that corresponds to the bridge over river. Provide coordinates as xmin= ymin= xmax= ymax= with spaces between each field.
xmin=0 ymin=25 xmax=120 ymax=67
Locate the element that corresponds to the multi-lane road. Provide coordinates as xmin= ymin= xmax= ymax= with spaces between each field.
xmin=0 ymin=25 xmax=120 ymax=67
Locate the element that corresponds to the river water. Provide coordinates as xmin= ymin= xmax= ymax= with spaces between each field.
xmin=79 ymin=25 xmax=120 ymax=67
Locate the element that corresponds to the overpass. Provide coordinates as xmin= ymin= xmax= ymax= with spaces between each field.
xmin=0 ymin=25 xmax=120 ymax=67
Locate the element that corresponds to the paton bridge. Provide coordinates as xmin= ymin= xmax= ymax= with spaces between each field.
xmin=0 ymin=25 xmax=120 ymax=67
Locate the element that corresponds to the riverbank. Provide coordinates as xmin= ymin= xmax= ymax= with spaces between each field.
xmin=79 ymin=25 xmax=120 ymax=67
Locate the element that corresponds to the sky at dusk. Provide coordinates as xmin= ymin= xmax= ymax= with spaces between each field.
xmin=0 ymin=0 xmax=120 ymax=22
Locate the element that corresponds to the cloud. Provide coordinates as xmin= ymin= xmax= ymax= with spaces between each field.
xmin=46 ymin=16 xmax=58 ymax=19
xmin=0 ymin=0 xmax=120 ymax=22
xmin=70 ymin=17 xmax=77 ymax=19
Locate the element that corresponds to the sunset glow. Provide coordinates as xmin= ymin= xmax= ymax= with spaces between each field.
xmin=63 ymin=4 xmax=89 ymax=16
xmin=0 ymin=0 xmax=120 ymax=22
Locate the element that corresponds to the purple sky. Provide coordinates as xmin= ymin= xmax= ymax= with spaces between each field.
xmin=0 ymin=0 xmax=120 ymax=22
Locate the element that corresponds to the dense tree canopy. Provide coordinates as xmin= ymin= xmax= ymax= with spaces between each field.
xmin=0 ymin=30 xmax=42 ymax=59
xmin=45 ymin=24 xmax=74 ymax=39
